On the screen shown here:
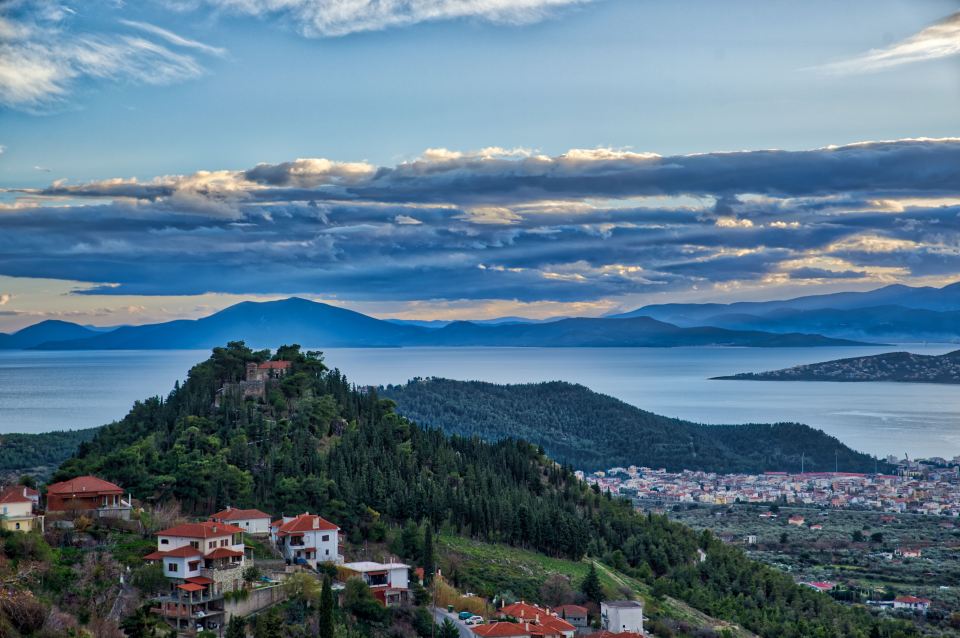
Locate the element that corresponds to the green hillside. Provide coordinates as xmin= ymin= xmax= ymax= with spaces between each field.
xmin=52 ymin=343 xmax=915 ymax=638
xmin=381 ymin=378 xmax=884 ymax=473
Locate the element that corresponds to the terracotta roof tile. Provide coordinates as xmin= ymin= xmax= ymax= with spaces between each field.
xmin=209 ymin=507 xmax=271 ymax=521
xmin=157 ymin=521 xmax=245 ymax=539
xmin=47 ymin=475 xmax=123 ymax=495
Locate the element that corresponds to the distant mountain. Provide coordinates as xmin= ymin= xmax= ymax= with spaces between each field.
xmin=689 ymin=305 xmax=960 ymax=342
xmin=38 ymin=298 xmax=423 ymax=349
xmin=24 ymin=298 xmax=866 ymax=350
xmin=382 ymin=377 xmax=886 ymax=473
xmin=411 ymin=315 xmax=865 ymax=347
xmin=386 ymin=315 xmax=570 ymax=328
xmin=611 ymin=281 xmax=960 ymax=341
xmin=0 ymin=320 xmax=101 ymax=349
xmin=716 ymin=349 xmax=960 ymax=384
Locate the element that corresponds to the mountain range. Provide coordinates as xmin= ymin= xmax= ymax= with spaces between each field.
xmin=2 ymin=297 xmax=864 ymax=350
xmin=612 ymin=281 xmax=960 ymax=342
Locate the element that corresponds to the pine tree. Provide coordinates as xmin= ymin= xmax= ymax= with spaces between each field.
xmin=439 ymin=619 xmax=460 ymax=638
xmin=422 ymin=524 xmax=435 ymax=586
xmin=582 ymin=562 xmax=603 ymax=605
xmin=319 ymin=575 xmax=335 ymax=638
xmin=225 ymin=617 xmax=246 ymax=638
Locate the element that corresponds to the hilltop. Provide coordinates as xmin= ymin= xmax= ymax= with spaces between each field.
xmin=716 ymin=349 xmax=960 ymax=384
xmin=380 ymin=378 xmax=885 ymax=473
xmin=49 ymin=342 xmax=914 ymax=638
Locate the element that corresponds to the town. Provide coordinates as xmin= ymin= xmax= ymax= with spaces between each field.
xmin=579 ymin=457 xmax=960 ymax=516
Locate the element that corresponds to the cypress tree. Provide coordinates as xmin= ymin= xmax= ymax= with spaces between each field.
xmin=319 ymin=574 xmax=334 ymax=638
xmin=422 ymin=524 xmax=435 ymax=586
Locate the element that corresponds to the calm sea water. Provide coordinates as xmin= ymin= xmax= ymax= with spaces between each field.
xmin=0 ymin=346 xmax=958 ymax=459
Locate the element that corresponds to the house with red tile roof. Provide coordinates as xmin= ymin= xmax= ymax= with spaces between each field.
xmin=473 ymin=622 xmax=565 ymax=638
xmin=0 ymin=485 xmax=43 ymax=533
xmin=497 ymin=602 xmax=575 ymax=638
xmin=46 ymin=475 xmax=131 ymax=519
xmin=893 ymin=595 xmax=931 ymax=612
xmin=209 ymin=506 xmax=272 ymax=535
xmin=801 ymin=581 xmax=835 ymax=593
xmin=270 ymin=512 xmax=341 ymax=567
xmin=146 ymin=520 xmax=249 ymax=632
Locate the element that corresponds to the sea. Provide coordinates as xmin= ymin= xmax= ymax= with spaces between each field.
xmin=0 ymin=345 xmax=958 ymax=461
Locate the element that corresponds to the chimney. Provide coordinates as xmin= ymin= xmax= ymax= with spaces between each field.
xmin=313 ymin=516 xmax=319 ymax=529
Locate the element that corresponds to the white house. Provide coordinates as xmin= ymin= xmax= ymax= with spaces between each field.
xmin=209 ymin=506 xmax=272 ymax=535
xmin=341 ymin=561 xmax=410 ymax=606
xmin=146 ymin=521 xmax=249 ymax=632
xmin=270 ymin=512 xmax=341 ymax=567
xmin=601 ymin=601 xmax=644 ymax=636
xmin=146 ymin=521 xmax=247 ymax=586
xmin=893 ymin=596 xmax=931 ymax=613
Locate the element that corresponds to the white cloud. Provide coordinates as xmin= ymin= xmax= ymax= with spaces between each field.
xmin=119 ymin=20 xmax=228 ymax=58
xmin=817 ymin=11 xmax=960 ymax=74
xmin=0 ymin=3 xmax=224 ymax=110
xmin=0 ymin=294 xmax=11 ymax=305
xmin=193 ymin=0 xmax=593 ymax=37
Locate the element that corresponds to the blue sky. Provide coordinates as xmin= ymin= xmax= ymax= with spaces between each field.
xmin=0 ymin=0 xmax=958 ymax=329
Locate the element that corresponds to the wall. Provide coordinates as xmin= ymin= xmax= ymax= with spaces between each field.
xmin=223 ymin=584 xmax=287 ymax=623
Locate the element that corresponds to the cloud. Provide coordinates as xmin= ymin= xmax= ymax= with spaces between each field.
xmin=816 ymin=11 xmax=960 ymax=74
xmin=118 ymin=20 xmax=228 ymax=57
xmin=28 ymin=138 xmax=960 ymax=208
xmin=0 ymin=2 xmax=225 ymax=110
xmin=0 ymin=294 xmax=11 ymax=305
xmin=191 ymin=0 xmax=593 ymax=37
xmin=2 ymin=138 xmax=959 ymax=305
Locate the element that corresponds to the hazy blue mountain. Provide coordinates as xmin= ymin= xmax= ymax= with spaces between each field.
xmin=28 ymin=297 xmax=867 ymax=350
xmin=37 ymin=297 xmax=424 ymax=349
xmin=0 ymin=320 xmax=101 ymax=349
xmin=612 ymin=281 xmax=960 ymax=325
xmin=693 ymin=305 xmax=960 ymax=342
xmin=716 ymin=349 xmax=960 ymax=384
xmin=386 ymin=315 xmax=570 ymax=328
xmin=409 ymin=315 xmax=866 ymax=347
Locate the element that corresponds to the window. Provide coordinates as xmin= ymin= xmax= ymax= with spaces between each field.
xmin=188 ymin=561 xmax=200 ymax=571
xmin=160 ymin=538 xmax=169 ymax=545
xmin=14 ymin=523 xmax=20 ymax=530
xmin=322 ymin=535 xmax=329 ymax=542
xmin=208 ymin=541 xmax=215 ymax=549
xmin=325 ymin=549 xmax=329 ymax=556
xmin=190 ymin=541 xmax=199 ymax=549
xmin=168 ymin=563 xmax=178 ymax=573
xmin=220 ymin=539 xmax=228 ymax=547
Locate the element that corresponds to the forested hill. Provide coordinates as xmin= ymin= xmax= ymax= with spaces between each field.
xmin=55 ymin=343 xmax=914 ymax=638
xmin=381 ymin=378 xmax=884 ymax=474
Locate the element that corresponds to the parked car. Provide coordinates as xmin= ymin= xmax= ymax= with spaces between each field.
xmin=465 ymin=616 xmax=484 ymax=626
xmin=458 ymin=611 xmax=473 ymax=620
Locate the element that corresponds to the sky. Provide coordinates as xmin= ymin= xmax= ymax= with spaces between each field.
xmin=0 ymin=0 xmax=958 ymax=330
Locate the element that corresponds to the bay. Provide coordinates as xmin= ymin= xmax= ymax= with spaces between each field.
xmin=0 ymin=345 xmax=957 ymax=460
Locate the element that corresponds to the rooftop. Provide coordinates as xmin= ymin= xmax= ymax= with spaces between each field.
xmin=156 ymin=521 xmax=245 ymax=538
xmin=47 ymin=475 xmax=124 ymax=495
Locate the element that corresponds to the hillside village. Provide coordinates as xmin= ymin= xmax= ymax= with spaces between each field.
xmin=0 ymin=472 xmax=648 ymax=638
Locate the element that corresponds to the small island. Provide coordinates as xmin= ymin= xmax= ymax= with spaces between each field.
xmin=715 ymin=349 xmax=960 ymax=384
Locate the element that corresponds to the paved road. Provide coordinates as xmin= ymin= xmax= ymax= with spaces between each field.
xmin=431 ymin=607 xmax=476 ymax=638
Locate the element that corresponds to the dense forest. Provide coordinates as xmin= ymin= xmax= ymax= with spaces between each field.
xmin=381 ymin=378 xmax=885 ymax=473
xmin=54 ymin=343 xmax=915 ymax=638
xmin=0 ymin=428 xmax=100 ymax=478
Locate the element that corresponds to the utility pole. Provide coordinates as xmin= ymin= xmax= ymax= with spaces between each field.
xmin=835 ymin=450 xmax=839 ymax=473
xmin=801 ymin=453 xmax=804 ymax=474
